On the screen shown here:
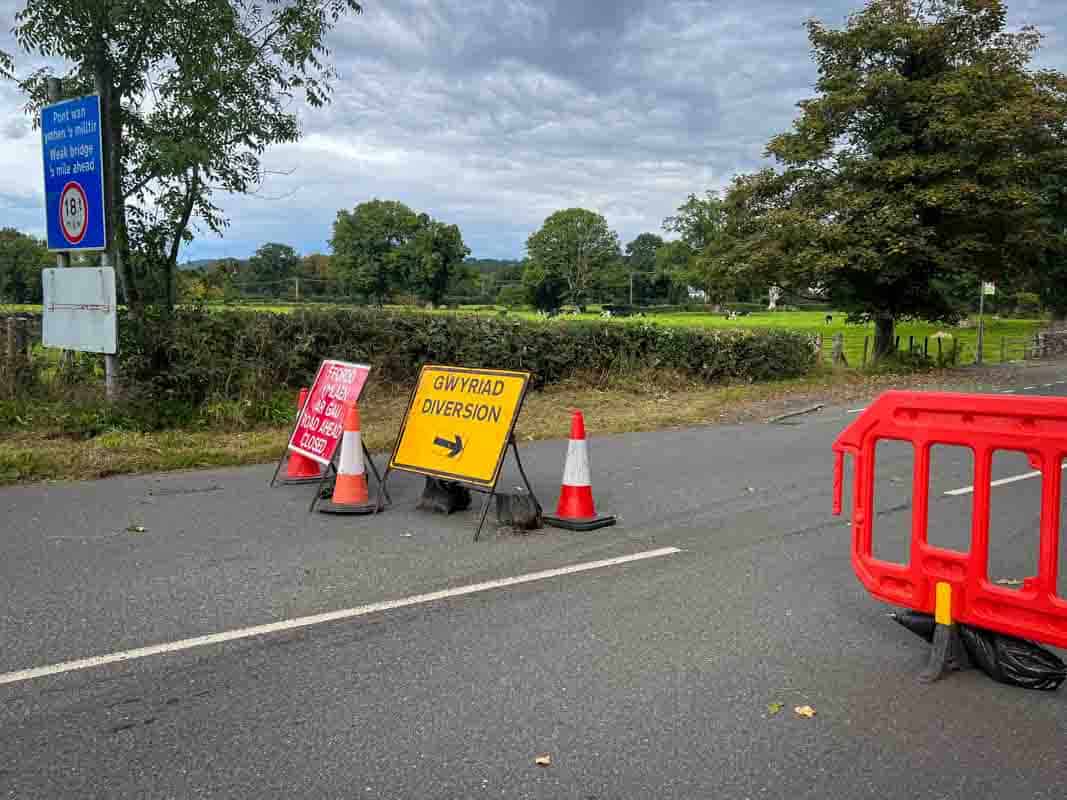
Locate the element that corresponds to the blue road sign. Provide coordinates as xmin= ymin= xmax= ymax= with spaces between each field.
xmin=41 ymin=95 xmax=107 ymax=252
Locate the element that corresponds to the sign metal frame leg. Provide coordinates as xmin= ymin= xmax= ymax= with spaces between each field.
xmin=472 ymin=434 xmax=541 ymax=542
xmin=376 ymin=434 xmax=541 ymax=542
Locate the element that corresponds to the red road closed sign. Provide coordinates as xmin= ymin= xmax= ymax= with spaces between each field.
xmin=287 ymin=360 xmax=371 ymax=465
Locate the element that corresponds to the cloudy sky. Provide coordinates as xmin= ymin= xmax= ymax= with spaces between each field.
xmin=2 ymin=0 xmax=1064 ymax=261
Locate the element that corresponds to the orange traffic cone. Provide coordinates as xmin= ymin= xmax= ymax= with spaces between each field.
xmin=283 ymin=387 xmax=324 ymax=485
xmin=543 ymin=410 xmax=616 ymax=531
xmin=318 ymin=403 xmax=377 ymax=515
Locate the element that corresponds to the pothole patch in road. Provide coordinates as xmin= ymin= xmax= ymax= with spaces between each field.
xmin=146 ymin=485 xmax=223 ymax=498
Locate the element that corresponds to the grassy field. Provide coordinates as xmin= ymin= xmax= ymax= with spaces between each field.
xmin=2 ymin=303 xmax=1045 ymax=365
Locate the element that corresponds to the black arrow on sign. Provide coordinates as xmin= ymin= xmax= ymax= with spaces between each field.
xmin=433 ymin=434 xmax=464 ymax=458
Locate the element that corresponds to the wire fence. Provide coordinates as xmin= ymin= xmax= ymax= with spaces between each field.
xmin=815 ymin=331 xmax=1040 ymax=368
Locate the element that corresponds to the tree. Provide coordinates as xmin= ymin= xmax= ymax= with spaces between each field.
xmin=625 ymin=233 xmax=664 ymax=273
xmin=663 ymin=192 xmax=726 ymax=251
xmin=403 ymin=216 xmax=471 ymax=305
xmin=525 ymin=208 xmax=620 ymax=309
xmin=723 ymin=0 xmax=1067 ymax=356
xmin=7 ymin=0 xmax=362 ymax=310
xmin=330 ymin=200 xmax=420 ymax=305
xmin=248 ymin=243 xmax=300 ymax=296
xmin=1035 ymin=175 xmax=1067 ymax=321
xmin=620 ymin=233 xmax=667 ymax=304
xmin=654 ymin=240 xmax=696 ymax=303
xmin=0 ymin=228 xmax=47 ymax=303
xmin=661 ymin=192 xmax=752 ymax=304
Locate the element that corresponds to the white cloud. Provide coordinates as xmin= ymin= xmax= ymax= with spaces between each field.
xmin=1 ymin=0 xmax=1065 ymax=258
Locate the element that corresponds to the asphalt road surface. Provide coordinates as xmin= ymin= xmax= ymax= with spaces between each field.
xmin=3 ymin=366 xmax=1067 ymax=799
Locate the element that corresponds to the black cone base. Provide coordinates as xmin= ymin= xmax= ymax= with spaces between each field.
xmin=317 ymin=499 xmax=380 ymax=515
xmin=544 ymin=514 xmax=616 ymax=531
xmin=281 ymin=475 xmax=324 ymax=486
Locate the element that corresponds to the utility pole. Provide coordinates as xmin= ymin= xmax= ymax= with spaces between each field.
xmin=295 ymin=276 xmax=300 ymax=302
xmin=629 ymin=272 xmax=634 ymax=306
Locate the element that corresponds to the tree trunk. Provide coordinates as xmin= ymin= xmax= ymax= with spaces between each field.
xmin=873 ymin=315 xmax=895 ymax=360
xmin=99 ymin=76 xmax=137 ymax=308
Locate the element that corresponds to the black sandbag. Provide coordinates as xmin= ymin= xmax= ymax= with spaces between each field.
xmin=891 ymin=610 xmax=936 ymax=643
xmin=959 ymin=626 xmax=1067 ymax=691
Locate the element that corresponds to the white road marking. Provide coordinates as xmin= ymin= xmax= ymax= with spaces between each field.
xmin=848 ymin=408 xmax=867 ymax=414
xmin=945 ymin=464 xmax=1067 ymax=497
xmin=0 ymin=547 xmax=682 ymax=687
xmin=1044 ymin=384 xmax=1055 ymax=388
xmin=1056 ymin=381 xmax=1066 ymax=385
xmin=1024 ymin=386 xmax=1037 ymax=390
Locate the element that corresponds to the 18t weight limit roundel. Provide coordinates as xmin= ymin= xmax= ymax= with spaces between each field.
xmin=59 ymin=182 xmax=89 ymax=245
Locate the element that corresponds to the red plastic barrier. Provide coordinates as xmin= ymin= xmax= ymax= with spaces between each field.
xmin=833 ymin=391 xmax=1067 ymax=649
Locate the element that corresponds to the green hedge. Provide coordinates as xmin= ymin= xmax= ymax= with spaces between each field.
xmin=117 ymin=307 xmax=818 ymax=405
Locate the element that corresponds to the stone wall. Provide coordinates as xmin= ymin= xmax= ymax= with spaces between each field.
xmin=0 ymin=313 xmax=41 ymax=397
xmin=1034 ymin=328 xmax=1067 ymax=360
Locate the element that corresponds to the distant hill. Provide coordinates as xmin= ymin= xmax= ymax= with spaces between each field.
xmin=179 ymin=258 xmax=249 ymax=272
xmin=178 ymin=259 xmax=217 ymax=271
xmin=465 ymin=258 xmax=523 ymax=270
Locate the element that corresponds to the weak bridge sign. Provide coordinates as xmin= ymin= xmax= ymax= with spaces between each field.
xmin=389 ymin=366 xmax=530 ymax=488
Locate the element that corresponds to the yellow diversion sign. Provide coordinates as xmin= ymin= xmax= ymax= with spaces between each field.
xmin=389 ymin=365 xmax=531 ymax=487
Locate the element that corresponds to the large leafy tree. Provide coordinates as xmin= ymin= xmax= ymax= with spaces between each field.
xmin=0 ymin=228 xmax=48 ymax=303
xmin=725 ymin=0 xmax=1067 ymax=355
xmin=661 ymin=191 xmax=747 ymax=304
xmin=248 ymin=242 xmax=301 ymax=295
xmin=524 ymin=208 xmax=620 ymax=309
xmin=6 ymin=0 xmax=362 ymax=310
xmin=330 ymin=199 xmax=421 ymax=305
xmin=402 ymin=215 xmax=471 ymax=306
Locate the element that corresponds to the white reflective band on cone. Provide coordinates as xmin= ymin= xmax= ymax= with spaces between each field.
xmin=562 ymin=438 xmax=591 ymax=486
xmin=338 ymin=430 xmax=365 ymax=476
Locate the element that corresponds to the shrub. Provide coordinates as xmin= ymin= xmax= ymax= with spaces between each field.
xmin=3 ymin=308 xmax=818 ymax=431
xmin=1013 ymin=292 xmax=1043 ymax=317
xmin=496 ymin=285 xmax=528 ymax=308
xmin=118 ymin=307 xmax=818 ymax=401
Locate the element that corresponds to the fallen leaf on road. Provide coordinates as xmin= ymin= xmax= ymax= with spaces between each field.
xmin=534 ymin=754 xmax=551 ymax=767
xmin=767 ymin=702 xmax=784 ymax=715
xmin=995 ymin=578 xmax=1024 ymax=586
xmin=794 ymin=705 xmax=816 ymax=718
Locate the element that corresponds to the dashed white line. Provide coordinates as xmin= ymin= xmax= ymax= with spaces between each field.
xmin=1043 ymin=383 xmax=1054 ymax=388
xmin=0 ymin=547 xmax=682 ymax=687
xmin=848 ymin=408 xmax=867 ymax=414
xmin=945 ymin=463 xmax=1067 ymax=497
xmin=1024 ymin=386 xmax=1037 ymax=390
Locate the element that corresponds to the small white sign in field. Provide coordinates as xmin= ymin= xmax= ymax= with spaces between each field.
xmin=42 ymin=267 xmax=117 ymax=354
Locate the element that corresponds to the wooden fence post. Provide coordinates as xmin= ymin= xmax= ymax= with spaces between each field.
xmin=832 ymin=333 xmax=849 ymax=367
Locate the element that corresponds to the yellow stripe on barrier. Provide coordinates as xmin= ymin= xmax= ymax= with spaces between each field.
xmin=935 ymin=582 xmax=952 ymax=626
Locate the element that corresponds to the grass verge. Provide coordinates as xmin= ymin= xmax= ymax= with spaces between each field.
xmin=0 ymin=365 xmax=1032 ymax=485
